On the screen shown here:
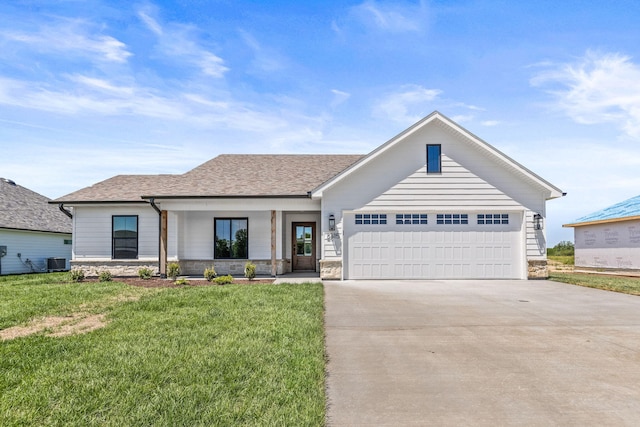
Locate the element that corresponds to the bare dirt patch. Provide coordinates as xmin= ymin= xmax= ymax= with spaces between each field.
xmin=0 ymin=313 xmax=108 ymax=341
xmin=0 ymin=292 xmax=149 ymax=341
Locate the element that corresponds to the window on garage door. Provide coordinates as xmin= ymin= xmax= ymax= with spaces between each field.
xmin=436 ymin=214 xmax=468 ymax=224
xmin=355 ymin=214 xmax=387 ymax=225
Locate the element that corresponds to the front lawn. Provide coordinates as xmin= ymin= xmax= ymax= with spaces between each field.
xmin=549 ymin=272 xmax=640 ymax=296
xmin=0 ymin=274 xmax=325 ymax=426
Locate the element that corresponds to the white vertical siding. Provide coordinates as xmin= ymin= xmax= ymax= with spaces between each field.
xmin=73 ymin=205 xmax=159 ymax=260
xmin=0 ymin=229 xmax=72 ymax=275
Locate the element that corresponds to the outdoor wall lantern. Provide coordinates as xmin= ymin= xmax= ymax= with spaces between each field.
xmin=533 ymin=213 xmax=543 ymax=230
xmin=328 ymin=214 xmax=336 ymax=231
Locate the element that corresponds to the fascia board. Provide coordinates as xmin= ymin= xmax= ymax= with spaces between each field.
xmin=563 ymin=215 xmax=640 ymax=228
xmin=434 ymin=114 xmax=565 ymax=200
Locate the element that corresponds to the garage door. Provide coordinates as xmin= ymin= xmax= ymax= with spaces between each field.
xmin=345 ymin=213 xmax=522 ymax=279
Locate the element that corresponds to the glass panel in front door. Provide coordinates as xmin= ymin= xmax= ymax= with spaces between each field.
xmin=296 ymin=226 xmax=312 ymax=256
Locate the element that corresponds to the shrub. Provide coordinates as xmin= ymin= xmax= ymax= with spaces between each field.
xmin=69 ymin=269 xmax=85 ymax=283
xmin=138 ymin=267 xmax=153 ymax=280
xmin=244 ymin=261 xmax=256 ymax=280
xmin=214 ymin=275 xmax=234 ymax=285
xmin=98 ymin=271 xmax=113 ymax=282
xmin=167 ymin=262 xmax=181 ymax=280
xmin=204 ymin=266 xmax=217 ymax=281
xmin=174 ymin=278 xmax=189 ymax=286
xmin=547 ymin=241 xmax=575 ymax=257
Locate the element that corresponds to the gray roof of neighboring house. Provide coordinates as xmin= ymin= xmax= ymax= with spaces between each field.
xmin=54 ymin=154 xmax=365 ymax=203
xmin=565 ymin=194 xmax=640 ymax=227
xmin=0 ymin=178 xmax=72 ymax=234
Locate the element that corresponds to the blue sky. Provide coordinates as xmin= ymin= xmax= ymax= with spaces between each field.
xmin=2 ymin=0 xmax=640 ymax=245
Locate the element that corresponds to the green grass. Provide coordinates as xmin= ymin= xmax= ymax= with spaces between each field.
xmin=550 ymin=272 xmax=640 ymax=296
xmin=0 ymin=274 xmax=325 ymax=426
xmin=0 ymin=273 xmax=156 ymax=330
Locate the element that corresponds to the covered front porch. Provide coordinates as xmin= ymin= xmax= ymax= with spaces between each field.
xmin=151 ymin=197 xmax=325 ymax=278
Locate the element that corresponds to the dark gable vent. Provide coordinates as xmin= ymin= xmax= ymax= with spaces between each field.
xmin=1 ymin=178 xmax=16 ymax=186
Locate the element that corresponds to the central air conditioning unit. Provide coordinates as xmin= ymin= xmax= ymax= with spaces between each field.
xmin=47 ymin=258 xmax=67 ymax=272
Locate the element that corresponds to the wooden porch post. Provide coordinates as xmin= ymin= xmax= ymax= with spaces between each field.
xmin=160 ymin=210 xmax=168 ymax=278
xmin=271 ymin=210 xmax=277 ymax=277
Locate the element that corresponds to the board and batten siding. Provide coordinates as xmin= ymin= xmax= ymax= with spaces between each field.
xmin=73 ymin=206 xmax=159 ymax=260
xmin=0 ymin=229 xmax=72 ymax=274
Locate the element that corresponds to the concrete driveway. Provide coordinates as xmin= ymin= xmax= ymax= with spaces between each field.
xmin=324 ymin=280 xmax=640 ymax=426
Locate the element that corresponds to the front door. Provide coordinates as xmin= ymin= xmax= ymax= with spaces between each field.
xmin=293 ymin=222 xmax=316 ymax=271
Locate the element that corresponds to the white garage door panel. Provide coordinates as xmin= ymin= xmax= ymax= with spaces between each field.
xmin=347 ymin=221 xmax=521 ymax=279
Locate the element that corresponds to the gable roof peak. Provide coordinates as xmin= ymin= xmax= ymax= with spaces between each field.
xmin=311 ymin=111 xmax=564 ymax=200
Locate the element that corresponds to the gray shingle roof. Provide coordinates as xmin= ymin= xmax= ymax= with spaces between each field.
xmin=55 ymin=174 xmax=181 ymax=202
xmin=54 ymin=154 xmax=365 ymax=202
xmin=0 ymin=178 xmax=72 ymax=233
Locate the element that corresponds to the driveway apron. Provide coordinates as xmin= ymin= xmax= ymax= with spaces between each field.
xmin=324 ymin=280 xmax=640 ymax=426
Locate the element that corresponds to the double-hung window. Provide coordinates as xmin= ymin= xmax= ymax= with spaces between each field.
xmin=112 ymin=215 xmax=138 ymax=259
xmin=215 ymin=218 xmax=248 ymax=259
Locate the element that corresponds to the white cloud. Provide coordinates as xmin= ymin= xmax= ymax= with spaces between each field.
xmin=531 ymin=51 xmax=640 ymax=138
xmin=373 ymin=84 xmax=441 ymax=123
xmin=1 ymin=22 xmax=132 ymax=63
xmin=331 ymin=89 xmax=351 ymax=108
xmin=138 ymin=10 xmax=163 ymax=36
xmin=481 ymin=120 xmax=500 ymax=126
xmin=137 ymin=8 xmax=228 ymax=78
xmin=0 ymin=76 xmax=188 ymax=118
xmin=351 ymin=0 xmax=428 ymax=33
xmin=239 ymin=30 xmax=287 ymax=73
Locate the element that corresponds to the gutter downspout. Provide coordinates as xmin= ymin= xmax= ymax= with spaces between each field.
xmin=58 ymin=203 xmax=73 ymax=219
xmin=149 ymin=198 xmax=167 ymax=278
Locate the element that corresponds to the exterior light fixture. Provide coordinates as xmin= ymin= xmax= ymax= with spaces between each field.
xmin=328 ymin=214 xmax=336 ymax=231
xmin=533 ymin=213 xmax=543 ymax=230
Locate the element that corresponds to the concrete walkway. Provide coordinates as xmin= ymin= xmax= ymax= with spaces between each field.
xmin=324 ymin=280 xmax=640 ymax=426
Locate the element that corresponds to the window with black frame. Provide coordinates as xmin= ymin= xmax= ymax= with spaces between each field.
xmin=215 ymin=218 xmax=248 ymax=259
xmin=112 ymin=215 xmax=138 ymax=259
xmin=426 ymin=144 xmax=441 ymax=173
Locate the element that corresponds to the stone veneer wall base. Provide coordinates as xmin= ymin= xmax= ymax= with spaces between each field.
xmin=320 ymin=260 xmax=342 ymax=280
xmin=527 ymin=259 xmax=548 ymax=279
xmin=70 ymin=261 xmax=159 ymax=278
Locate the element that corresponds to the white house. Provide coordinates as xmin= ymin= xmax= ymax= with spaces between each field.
xmin=0 ymin=178 xmax=72 ymax=275
xmin=53 ymin=112 xmax=563 ymax=280
xmin=564 ymin=195 xmax=640 ymax=271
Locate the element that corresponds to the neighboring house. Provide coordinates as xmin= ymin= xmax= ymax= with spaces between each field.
xmin=53 ymin=112 xmax=563 ymax=280
xmin=0 ymin=178 xmax=72 ymax=275
xmin=564 ymin=195 xmax=640 ymax=271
